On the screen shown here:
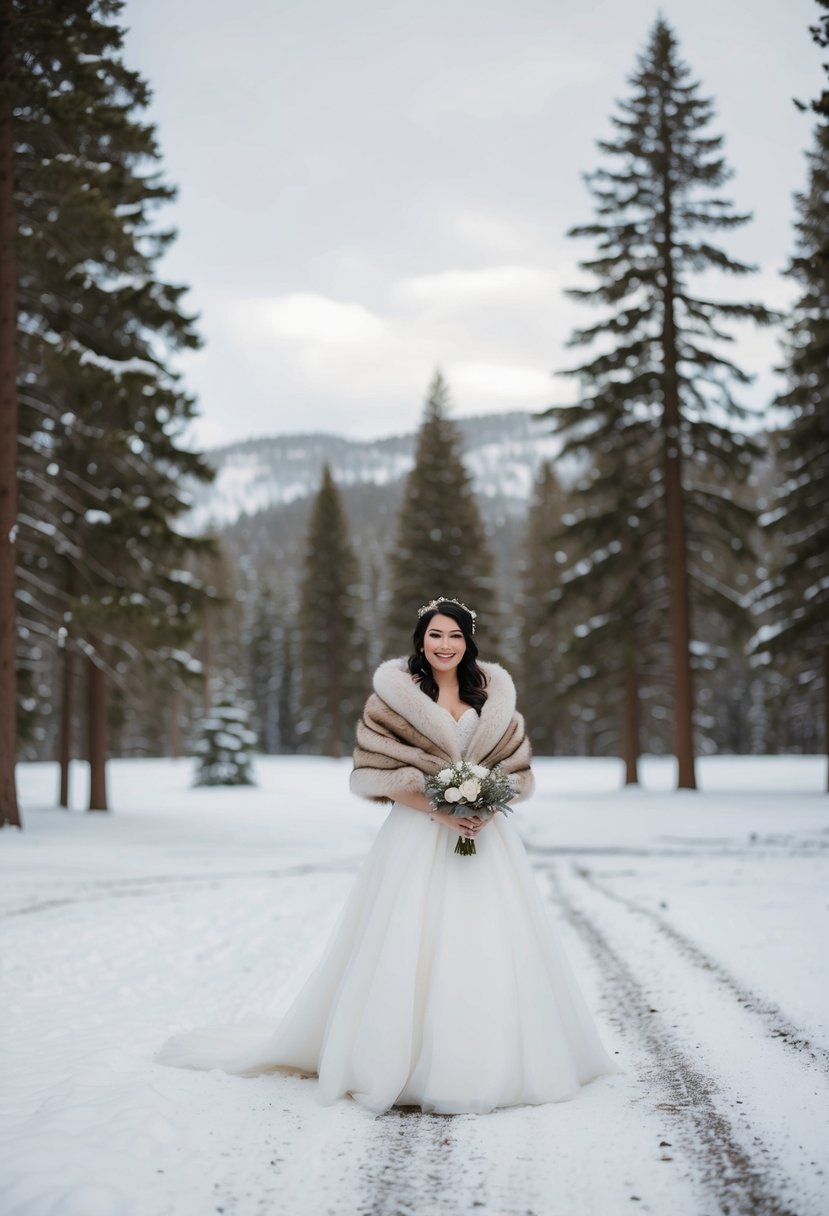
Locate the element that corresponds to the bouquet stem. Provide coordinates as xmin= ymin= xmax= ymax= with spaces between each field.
xmin=454 ymin=835 xmax=477 ymax=856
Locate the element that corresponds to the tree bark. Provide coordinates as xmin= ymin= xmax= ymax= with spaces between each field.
xmin=0 ymin=0 xmax=21 ymax=828
xmin=201 ymin=614 xmax=213 ymax=712
xmin=169 ymin=684 xmax=182 ymax=759
xmin=824 ymin=643 xmax=828 ymax=795
xmin=328 ymin=665 xmax=343 ymax=759
xmin=621 ymin=661 xmax=640 ymax=786
xmin=58 ymin=640 xmax=73 ymax=807
xmin=87 ymin=647 xmax=108 ymax=811
xmin=659 ymin=120 xmax=697 ymax=791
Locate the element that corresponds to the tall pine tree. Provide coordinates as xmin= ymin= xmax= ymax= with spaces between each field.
xmin=2 ymin=0 xmax=215 ymax=822
xmin=297 ymin=465 xmax=365 ymax=757
xmin=546 ymin=16 xmax=775 ymax=788
xmin=756 ymin=0 xmax=829 ymax=786
xmin=385 ymin=371 xmax=496 ymax=655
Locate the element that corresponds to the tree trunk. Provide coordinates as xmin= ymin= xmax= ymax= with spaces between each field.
xmin=58 ymin=640 xmax=73 ymax=807
xmin=278 ymin=632 xmax=295 ymax=753
xmin=87 ymin=648 xmax=108 ymax=811
xmin=824 ymin=643 xmax=828 ymax=795
xmin=201 ymin=615 xmax=213 ymax=712
xmin=327 ymin=669 xmax=343 ymax=759
xmin=621 ymin=661 xmax=640 ymax=785
xmin=583 ymin=713 xmax=595 ymax=758
xmin=169 ymin=685 xmax=182 ymax=759
xmin=659 ymin=128 xmax=697 ymax=791
xmin=663 ymin=399 xmax=696 ymax=789
xmin=0 ymin=0 xmax=21 ymax=828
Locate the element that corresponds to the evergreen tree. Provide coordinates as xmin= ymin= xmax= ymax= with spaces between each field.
xmin=755 ymin=0 xmax=829 ymax=785
xmin=518 ymin=464 xmax=569 ymax=756
xmin=44 ymin=361 xmax=215 ymax=810
xmin=297 ymin=465 xmax=365 ymax=757
xmin=545 ymin=16 xmax=775 ymax=788
xmin=1 ymin=0 xmax=215 ymax=821
xmin=385 ymin=371 xmax=496 ymax=655
xmin=544 ymin=439 xmax=670 ymax=782
xmin=193 ymin=675 xmax=256 ymax=787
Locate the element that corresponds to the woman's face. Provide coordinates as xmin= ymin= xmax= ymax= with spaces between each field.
xmin=422 ymin=613 xmax=467 ymax=674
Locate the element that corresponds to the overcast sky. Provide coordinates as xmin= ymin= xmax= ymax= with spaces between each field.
xmin=123 ymin=0 xmax=821 ymax=448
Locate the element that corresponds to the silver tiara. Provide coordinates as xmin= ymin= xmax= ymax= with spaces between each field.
xmin=417 ymin=596 xmax=477 ymax=634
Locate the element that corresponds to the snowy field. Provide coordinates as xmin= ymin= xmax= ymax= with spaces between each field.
xmin=1 ymin=754 xmax=828 ymax=1216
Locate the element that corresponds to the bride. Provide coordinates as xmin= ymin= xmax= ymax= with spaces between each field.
xmin=157 ymin=597 xmax=617 ymax=1114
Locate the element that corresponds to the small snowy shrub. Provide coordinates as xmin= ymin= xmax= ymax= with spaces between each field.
xmin=193 ymin=676 xmax=257 ymax=786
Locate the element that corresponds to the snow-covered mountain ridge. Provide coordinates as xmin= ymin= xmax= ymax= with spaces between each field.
xmin=185 ymin=411 xmax=562 ymax=532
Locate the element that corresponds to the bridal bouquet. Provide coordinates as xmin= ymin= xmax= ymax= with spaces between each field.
xmin=425 ymin=762 xmax=516 ymax=856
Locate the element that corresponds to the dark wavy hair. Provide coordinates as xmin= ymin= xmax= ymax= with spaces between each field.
xmin=407 ymin=600 xmax=488 ymax=713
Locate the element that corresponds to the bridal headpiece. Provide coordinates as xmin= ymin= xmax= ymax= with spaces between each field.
xmin=417 ymin=596 xmax=477 ymax=634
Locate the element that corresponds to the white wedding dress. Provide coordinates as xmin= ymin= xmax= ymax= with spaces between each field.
xmin=157 ymin=709 xmax=617 ymax=1114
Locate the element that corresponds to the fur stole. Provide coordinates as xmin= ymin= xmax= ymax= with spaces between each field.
xmin=350 ymin=657 xmax=534 ymax=805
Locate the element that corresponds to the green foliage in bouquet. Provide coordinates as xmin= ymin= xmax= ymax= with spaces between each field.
xmin=425 ymin=762 xmax=516 ymax=856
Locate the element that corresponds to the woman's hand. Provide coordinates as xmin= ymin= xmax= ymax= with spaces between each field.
xmin=469 ymin=813 xmax=495 ymax=837
xmin=433 ymin=811 xmax=493 ymax=838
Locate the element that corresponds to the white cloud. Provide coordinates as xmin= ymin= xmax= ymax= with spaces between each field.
xmin=452 ymin=362 xmax=553 ymax=403
xmin=189 ymin=247 xmax=789 ymax=445
xmin=231 ymin=293 xmax=389 ymax=346
xmin=211 ymin=263 xmax=568 ymax=436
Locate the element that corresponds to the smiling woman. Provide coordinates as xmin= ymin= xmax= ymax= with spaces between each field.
xmin=157 ymin=596 xmax=618 ymax=1115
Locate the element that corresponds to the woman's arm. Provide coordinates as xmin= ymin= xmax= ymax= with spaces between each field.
xmin=390 ymin=789 xmax=434 ymax=814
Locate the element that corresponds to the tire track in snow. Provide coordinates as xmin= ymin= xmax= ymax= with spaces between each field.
xmin=358 ymin=1109 xmax=461 ymax=1216
xmin=524 ymin=840 xmax=829 ymax=860
xmin=0 ymin=860 xmax=363 ymax=920
xmin=572 ymin=864 xmax=829 ymax=1075
xmin=546 ymin=865 xmax=803 ymax=1216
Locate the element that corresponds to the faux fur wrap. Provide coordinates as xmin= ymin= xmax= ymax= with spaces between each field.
xmin=350 ymin=657 xmax=534 ymax=805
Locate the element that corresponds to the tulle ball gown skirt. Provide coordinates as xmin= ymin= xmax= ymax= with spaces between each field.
xmin=156 ymin=805 xmax=617 ymax=1115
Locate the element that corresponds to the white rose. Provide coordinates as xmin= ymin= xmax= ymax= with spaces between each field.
xmin=437 ymin=768 xmax=454 ymax=782
xmin=458 ymin=778 xmax=481 ymax=800
xmin=444 ymin=787 xmax=462 ymax=803
xmin=470 ymin=764 xmax=489 ymax=778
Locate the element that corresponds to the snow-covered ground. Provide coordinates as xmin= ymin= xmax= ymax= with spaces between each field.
xmin=1 ymin=755 xmax=827 ymax=1216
